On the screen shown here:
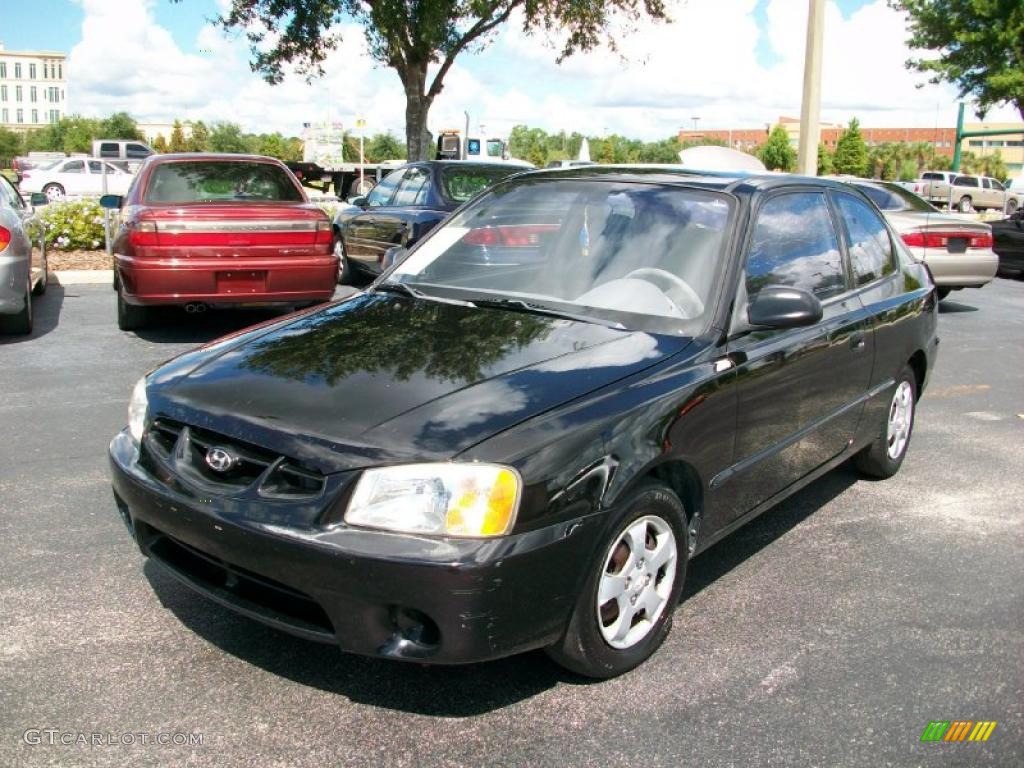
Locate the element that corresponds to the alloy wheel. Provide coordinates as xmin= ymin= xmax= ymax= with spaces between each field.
xmin=886 ymin=381 xmax=914 ymax=460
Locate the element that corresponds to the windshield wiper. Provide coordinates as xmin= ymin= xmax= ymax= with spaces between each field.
xmin=374 ymin=281 xmax=474 ymax=307
xmin=469 ymin=297 xmax=625 ymax=329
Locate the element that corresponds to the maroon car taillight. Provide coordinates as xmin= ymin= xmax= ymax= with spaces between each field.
xmin=902 ymin=230 xmax=992 ymax=249
xmin=128 ymin=221 xmax=158 ymax=247
xmin=315 ymin=220 xmax=333 ymax=249
xmin=0 ymin=226 xmax=11 ymax=250
xmin=462 ymin=224 xmax=559 ymax=247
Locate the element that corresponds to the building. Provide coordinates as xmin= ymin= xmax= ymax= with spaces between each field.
xmin=137 ymin=121 xmax=193 ymax=144
xmin=0 ymin=42 xmax=67 ymax=131
xmin=679 ymin=116 xmax=1023 ymax=174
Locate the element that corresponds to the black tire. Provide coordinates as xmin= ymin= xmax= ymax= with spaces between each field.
xmin=117 ymin=287 xmax=148 ymax=331
xmin=42 ymin=183 xmax=65 ymax=202
xmin=936 ymin=287 xmax=951 ymax=301
xmin=334 ymin=234 xmax=352 ymax=285
xmin=0 ymin=278 xmax=33 ymax=335
xmin=31 ymin=249 xmax=48 ymax=296
xmin=854 ymin=365 xmax=916 ymax=479
xmin=958 ymin=196 xmax=972 ymax=213
xmin=545 ymin=483 xmax=689 ymax=679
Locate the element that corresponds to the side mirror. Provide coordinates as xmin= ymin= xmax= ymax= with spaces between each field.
xmin=347 ymin=195 xmax=368 ymax=207
xmin=382 ymin=245 xmax=409 ymax=270
xmin=29 ymin=193 xmax=48 ymax=207
xmin=99 ymin=194 xmax=123 ymax=210
xmin=747 ymin=285 xmax=823 ymax=329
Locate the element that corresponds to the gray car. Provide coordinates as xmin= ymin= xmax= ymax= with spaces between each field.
xmin=0 ymin=177 xmax=48 ymax=334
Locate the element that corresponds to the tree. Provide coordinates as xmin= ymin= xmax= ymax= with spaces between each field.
xmin=365 ymin=132 xmax=405 ymax=163
xmin=817 ymin=142 xmax=834 ymax=175
xmin=960 ymin=150 xmax=1008 ymax=180
xmin=833 ymin=119 xmax=869 ymax=176
xmin=892 ymin=0 xmax=1024 ymax=119
xmin=152 ymin=134 xmax=169 ymax=153
xmin=208 ymin=0 xmax=669 ymax=161
xmin=101 ymin=112 xmax=142 ymax=140
xmin=0 ymin=127 xmax=22 ymax=165
xmin=187 ymin=120 xmax=210 ymax=152
xmin=258 ymin=132 xmax=288 ymax=159
xmin=168 ymin=120 xmax=189 ymax=152
xmin=208 ymin=122 xmax=249 ymax=153
xmin=757 ymin=124 xmax=796 ymax=172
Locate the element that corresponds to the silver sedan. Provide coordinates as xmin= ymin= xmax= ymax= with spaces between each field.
xmin=845 ymin=179 xmax=997 ymax=301
xmin=0 ymin=177 xmax=48 ymax=334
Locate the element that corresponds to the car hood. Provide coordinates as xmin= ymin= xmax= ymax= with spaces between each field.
xmin=147 ymin=293 xmax=690 ymax=474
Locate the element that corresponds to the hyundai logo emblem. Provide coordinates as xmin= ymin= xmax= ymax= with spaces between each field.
xmin=205 ymin=447 xmax=237 ymax=473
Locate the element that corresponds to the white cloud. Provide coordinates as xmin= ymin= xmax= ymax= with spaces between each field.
xmin=65 ymin=0 xmax=1020 ymax=145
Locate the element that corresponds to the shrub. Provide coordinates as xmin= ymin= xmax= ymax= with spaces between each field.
xmin=27 ymin=199 xmax=113 ymax=251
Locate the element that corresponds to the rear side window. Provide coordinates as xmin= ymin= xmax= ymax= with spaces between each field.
xmin=921 ymin=172 xmax=944 ymax=181
xmin=954 ymin=176 xmax=979 ymax=187
xmin=835 ymin=194 xmax=894 ymax=286
xmin=62 ymin=160 xmax=84 ymax=174
xmin=144 ymin=161 xmax=303 ymax=203
xmin=745 ymin=192 xmax=846 ymax=300
xmin=441 ymin=166 xmax=519 ymax=203
xmin=98 ymin=142 xmax=118 ymax=157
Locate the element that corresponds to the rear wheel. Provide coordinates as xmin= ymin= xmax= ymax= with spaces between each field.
xmin=0 ymin=277 xmax=33 ymax=335
xmin=855 ymin=365 xmax=916 ymax=479
xmin=333 ymin=234 xmax=351 ymax=284
xmin=117 ymin=287 xmax=148 ymax=331
xmin=1006 ymin=199 xmax=1018 ymax=215
xmin=31 ymin=248 xmax=48 ymax=296
xmin=545 ymin=483 xmax=688 ymax=678
xmin=958 ymin=196 xmax=972 ymax=213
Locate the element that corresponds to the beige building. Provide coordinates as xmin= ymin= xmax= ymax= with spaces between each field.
xmin=0 ymin=43 xmax=67 ymax=131
xmin=962 ymin=121 xmax=1024 ymax=175
xmin=137 ymin=121 xmax=193 ymax=143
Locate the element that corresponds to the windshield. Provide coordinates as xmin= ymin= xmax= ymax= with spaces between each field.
xmin=144 ymin=161 xmax=304 ymax=203
xmin=440 ymin=165 xmax=523 ymax=204
xmin=854 ymin=182 xmax=937 ymax=213
xmin=388 ymin=179 xmax=733 ymax=334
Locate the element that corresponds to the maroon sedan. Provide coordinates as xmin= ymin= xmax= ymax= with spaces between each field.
xmin=101 ymin=154 xmax=338 ymax=330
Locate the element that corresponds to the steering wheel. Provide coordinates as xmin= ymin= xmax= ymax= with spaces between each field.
xmin=624 ymin=268 xmax=704 ymax=318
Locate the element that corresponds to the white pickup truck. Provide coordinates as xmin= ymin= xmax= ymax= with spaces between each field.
xmin=910 ymin=171 xmax=1020 ymax=213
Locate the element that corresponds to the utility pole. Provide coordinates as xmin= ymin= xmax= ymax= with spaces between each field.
xmin=797 ymin=0 xmax=825 ymax=175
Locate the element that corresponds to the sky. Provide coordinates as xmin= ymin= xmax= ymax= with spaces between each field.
xmin=1 ymin=0 xmax=1020 ymax=141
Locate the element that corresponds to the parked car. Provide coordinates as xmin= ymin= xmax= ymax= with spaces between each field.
xmin=843 ymin=178 xmax=997 ymax=300
xmin=333 ymin=159 xmax=531 ymax=282
xmin=910 ymin=171 xmax=1020 ymax=213
xmin=18 ymin=157 xmax=134 ymax=201
xmin=991 ymin=209 xmax=1024 ymax=278
xmin=110 ymin=168 xmax=938 ymax=677
xmin=0 ymin=178 xmax=48 ymax=334
xmin=10 ymin=152 xmax=66 ymax=183
xmin=100 ymin=153 xmax=338 ymax=330
xmin=92 ymin=139 xmax=156 ymax=175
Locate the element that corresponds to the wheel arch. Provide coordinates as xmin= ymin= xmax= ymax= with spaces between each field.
xmin=908 ymin=349 xmax=927 ymax=395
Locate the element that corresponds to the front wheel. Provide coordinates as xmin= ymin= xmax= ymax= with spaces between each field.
xmin=1006 ymin=199 xmax=1019 ymax=215
xmin=545 ymin=483 xmax=688 ymax=678
xmin=43 ymin=183 xmax=65 ymax=202
xmin=854 ymin=366 xmax=916 ymax=479
xmin=333 ymin=235 xmax=351 ymax=284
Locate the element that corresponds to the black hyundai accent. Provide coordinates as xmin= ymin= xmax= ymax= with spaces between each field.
xmin=110 ymin=167 xmax=938 ymax=678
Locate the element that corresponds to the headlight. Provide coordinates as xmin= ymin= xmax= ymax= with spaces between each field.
xmin=345 ymin=463 xmax=521 ymax=537
xmin=128 ymin=376 xmax=148 ymax=444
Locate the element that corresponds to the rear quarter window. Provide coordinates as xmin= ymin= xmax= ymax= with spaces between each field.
xmin=441 ymin=166 xmax=520 ymax=204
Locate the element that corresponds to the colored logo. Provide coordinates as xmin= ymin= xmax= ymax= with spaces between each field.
xmin=920 ymin=721 xmax=997 ymax=742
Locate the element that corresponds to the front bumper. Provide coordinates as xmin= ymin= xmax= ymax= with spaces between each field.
xmin=116 ymin=253 xmax=338 ymax=306
xmin=109 ymin=430 xmax=599 ymax=664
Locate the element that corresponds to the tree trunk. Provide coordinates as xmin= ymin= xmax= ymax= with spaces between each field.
xmin=401 ymin=62 xmax=434 ymax=161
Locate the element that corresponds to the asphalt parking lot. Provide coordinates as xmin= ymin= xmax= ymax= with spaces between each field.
xmin=1 ymin=279 xmax=1021 ymax=768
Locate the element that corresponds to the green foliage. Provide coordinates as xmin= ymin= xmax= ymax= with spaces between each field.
xmin=152 ymin=134 xmax=169 ymax=153
xmin=208 ymin=122 xmax=250 ymax=153
xmin=897 ymin=159 xmax=919 ymax=181
xmin=833 ymin=119 xmax=869 ymax=176
xmin=756 ymin=125 xmax=796 ymax=172
xmin=959 ymin=150 xmax=1009 ymax=180
xmin=187 ymin=121 xmax=210 ymax=152
xmin=29 ymin=199 xmax=110 ymax=251
xmin=169 ymin=120 xmax=188 ymax=153
xmin=817 ymin=142 xmax=834 ymax=175
xmin=208 ymin=0 xmax=669 ymax=160
xmin=508 ymin=125 xmax=683 ymax=166
xmin=101 ymin=112 xmax=143 ymax=140
xmin=0 ymin=127 xmax=22 ymax=165
xmin=892 ymin=0 xmax=1024 ymax=119
xmin=365 ymin=132 xmax=406 ymax=163
xmin=867 ymin=140 xmax=950 ymax=180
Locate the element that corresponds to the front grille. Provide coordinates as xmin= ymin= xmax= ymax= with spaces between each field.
xmin=147 ymin=528 xmax=335 ymax=640
xmin=143 ymin=419 xmax=325 ymax=499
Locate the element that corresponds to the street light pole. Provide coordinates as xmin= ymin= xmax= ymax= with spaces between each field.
xmin=797 ymin=0 xmax=825 ymax=175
